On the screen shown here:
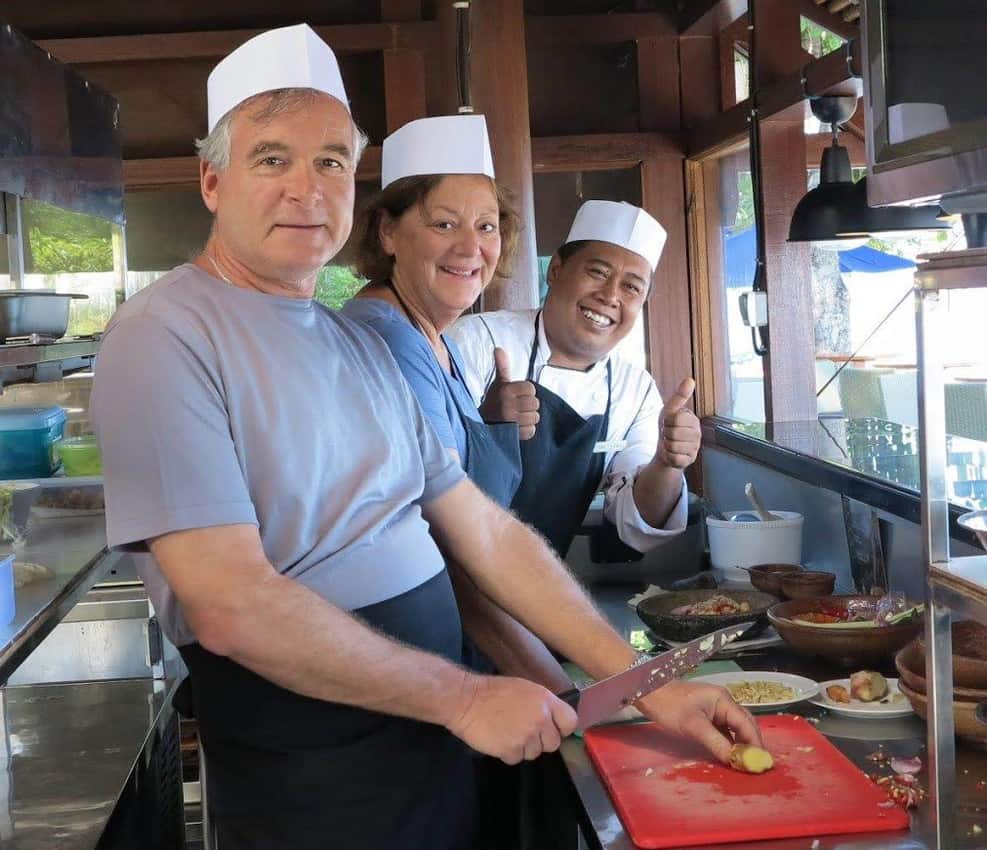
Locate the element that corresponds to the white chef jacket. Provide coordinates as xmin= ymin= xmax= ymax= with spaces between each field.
xmin=446 ymin=308 xmax=688 ymax=553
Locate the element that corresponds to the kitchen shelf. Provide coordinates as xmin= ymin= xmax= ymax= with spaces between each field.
xmin=915 ymin=248 xmax=987 ymax=848
xmin=0 ymin=337 xmax=99 ymax=389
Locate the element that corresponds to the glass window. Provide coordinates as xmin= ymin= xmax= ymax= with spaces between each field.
xmin=705 ymin=147 xmax=765 ymax=422
xmin=20 ymin=199 xmax=123 ymax=337
xmin=800 ymin=17 xmax=846 ymax=59
xmin=734 ymin=48 xmax=750 ymax=104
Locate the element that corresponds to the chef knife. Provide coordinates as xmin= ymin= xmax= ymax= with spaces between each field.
xmin=558 ymin=621 xmax=754 ymax=732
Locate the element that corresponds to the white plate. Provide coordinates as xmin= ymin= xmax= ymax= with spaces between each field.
xmin=689 ymin=671 xmax=819 ymax=711
xmin=809 ymin=678 xmax=915 ymax=718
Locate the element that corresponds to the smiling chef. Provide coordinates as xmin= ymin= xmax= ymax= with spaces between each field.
xmin=447 ymin=200 xmax=701 ymax=558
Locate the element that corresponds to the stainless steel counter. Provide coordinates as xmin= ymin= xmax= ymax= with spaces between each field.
xmin=0 ymin=511 xmax=117 ymax=682
xmin=562 ymin=585 xmax=987 ymax=850
xmin=0 ymin=677 xmax=178 ymax=849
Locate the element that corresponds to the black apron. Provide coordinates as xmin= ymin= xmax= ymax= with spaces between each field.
xmin=509 ymin=312 xmax=612 ymax=557
xmin=385 ymin=284 xmax=522 ymax=509
xmin=178 ymin=570 xmax=475 ymax=850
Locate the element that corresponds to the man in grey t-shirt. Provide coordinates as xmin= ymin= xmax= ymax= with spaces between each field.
xmin=92 ymin=24 xmax=761 ymax=850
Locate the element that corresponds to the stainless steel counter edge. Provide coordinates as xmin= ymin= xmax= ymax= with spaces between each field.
xmin=0 ymin=543 xmax=118 ymax=684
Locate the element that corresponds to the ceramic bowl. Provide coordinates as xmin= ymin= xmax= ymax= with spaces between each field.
xmin=767 ymin=595 xmax=923 ymax=666
xmin=958 ymin=510 xmax=987 ymax=551
xmin=636 ymin=589 xmax=777 ymax=643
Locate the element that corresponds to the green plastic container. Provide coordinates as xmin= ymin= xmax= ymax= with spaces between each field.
xmin=57 ymin=435 xmax=102 ymax=477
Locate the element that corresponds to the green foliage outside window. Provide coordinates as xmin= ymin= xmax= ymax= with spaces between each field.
xmin=24 ymin=202 xmax=113 ymax=274
xmin=800 ymin=17 xmax=845 ymax=58
xmin=314 ymin=265 xmax=366 ymax=309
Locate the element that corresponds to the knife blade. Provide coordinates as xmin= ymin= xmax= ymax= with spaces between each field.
xmin=558 ymin=621 xmax=754 ymax=731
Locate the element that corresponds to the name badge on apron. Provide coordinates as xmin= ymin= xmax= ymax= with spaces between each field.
xmin=593 ymin=439 xmax=627 ymax=454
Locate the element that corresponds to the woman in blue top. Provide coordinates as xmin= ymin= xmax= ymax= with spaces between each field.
xmin=342 ymin=115 xmax=526 ymax=508
xmin=341 ymin=116 xmax=571 ymax=850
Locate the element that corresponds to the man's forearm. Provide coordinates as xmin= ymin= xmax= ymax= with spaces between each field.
xmin=448 ymin=563 xmax=573 ymax=693
xmin=426 ymin=490 xmax=638 ymax=681
xmin=632 ymin=460 xmax=684 ymax=529
xmin=152 ymin=529 xmax=468 ymax=730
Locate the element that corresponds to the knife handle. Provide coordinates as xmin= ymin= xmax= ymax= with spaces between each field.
xmin=557 ymin=688 xmax=581 ymax=710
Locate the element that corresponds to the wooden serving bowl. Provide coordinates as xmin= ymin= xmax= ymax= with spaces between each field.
xmin=746 ymin=563 xmax=802 ymax=596
xmin=767 ymin=595 xmax=923 ymax=666
xmin=898 ymin=679 xmax=987 ymax=749
xmin=915 ymin=621 xmax=987 ymax=690
xmin=636 ymin=589 xmax=778 ymax=643
xmin=895 ymin=640 xmax=987 ymax=701
xmin=780 ymin=570 xmax=836 ymax=600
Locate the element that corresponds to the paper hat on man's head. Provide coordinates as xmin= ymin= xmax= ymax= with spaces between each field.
xmin=207 ymin=24 xmax=349 ymax=132
xmin=563 ymin=201 xmax=667 ymax=272
xmin=381 ymin=115 xmax=495 ymax=189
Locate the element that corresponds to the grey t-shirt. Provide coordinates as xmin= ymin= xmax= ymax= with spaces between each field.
xmin=91 ymin=263 xmax=465 ymax=646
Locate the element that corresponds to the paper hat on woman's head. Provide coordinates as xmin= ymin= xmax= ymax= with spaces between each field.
xmin=563 ymin=200 xmax=667 ymax=272
xmin=381 ymin=115 xmax=495 ymax=189
xmin=207 ymin=24 xmax=349 ymax=132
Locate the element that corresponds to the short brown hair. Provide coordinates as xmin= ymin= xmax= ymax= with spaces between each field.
xmin=352 ymin=174 xmax=521 ymax=282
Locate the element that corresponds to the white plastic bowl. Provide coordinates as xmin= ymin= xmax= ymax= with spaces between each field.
xmin=706 ymin=510 xmax=804 ymax=584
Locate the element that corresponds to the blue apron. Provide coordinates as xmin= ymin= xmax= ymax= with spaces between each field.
xmin=509 ymin=311 xmax=612 ymax=557
xmin=385 ymin=282 xmax=522 ymax=509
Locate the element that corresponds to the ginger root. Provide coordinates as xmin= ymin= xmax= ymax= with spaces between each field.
xmin=850 ymin=670 xmax=888 ymax=702
xmin=728 ymin=744 xmax=774 ymax=774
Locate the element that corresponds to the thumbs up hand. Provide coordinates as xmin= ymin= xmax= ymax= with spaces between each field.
xmin=479 ymin=347 xmax=540 ymax=440
xmin=655 ymin=378 xmax=700 ymax=470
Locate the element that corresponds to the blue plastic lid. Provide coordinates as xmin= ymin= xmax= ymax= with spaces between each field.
xmin=0 ymin=406 xmax=67 ymax=431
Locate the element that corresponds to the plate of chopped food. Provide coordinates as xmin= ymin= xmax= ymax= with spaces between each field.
xmin=689 ymin=671 xmax=819 ymax=711
xmin=809 ymin=673 xmax=914 ymax=718
xmin=636 ymin=589 xmax=778 ymax=642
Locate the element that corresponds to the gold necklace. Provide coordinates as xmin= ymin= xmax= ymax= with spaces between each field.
xmin=207 ymin=254 xmax=233 ymax=285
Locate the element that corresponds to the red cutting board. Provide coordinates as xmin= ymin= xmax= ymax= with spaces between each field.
xmin=584 ymin=715 xmax=909 ymax=848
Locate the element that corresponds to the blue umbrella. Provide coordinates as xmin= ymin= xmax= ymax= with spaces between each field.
xmin=723 ymin=227 xmax=915 ymax=288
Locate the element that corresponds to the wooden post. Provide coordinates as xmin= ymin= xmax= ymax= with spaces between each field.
xmin=468 ymin=0 xmax=539 ymax=309
xmin=752 ymin=0 xmax=816 ymax=422
xmin=383 ymin=50 xmax=427 ymax=133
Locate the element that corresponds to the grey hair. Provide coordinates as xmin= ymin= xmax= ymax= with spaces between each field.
xmin=195 ymin=88 xmax=370 ymax=172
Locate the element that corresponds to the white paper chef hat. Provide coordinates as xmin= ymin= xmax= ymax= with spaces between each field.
xmin=207 ymin=24 xmax=349 ymax=132
xmin=381 ymin=115 xmax=495 ymax=189
xmin=564 ymin=201 xmax=667 ymax=272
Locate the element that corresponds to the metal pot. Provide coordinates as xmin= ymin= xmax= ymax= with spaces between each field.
xmin=0 ymin=291 xmax=88 ymax=343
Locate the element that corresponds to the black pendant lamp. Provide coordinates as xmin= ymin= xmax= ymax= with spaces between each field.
xmin=789 ymin=96 xmax=950 ymax=242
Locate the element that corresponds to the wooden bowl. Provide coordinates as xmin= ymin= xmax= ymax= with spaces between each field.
xmin=635 ymin=589 xmax=778 ymax=643
xmin=767 ymin=595 xmax=923 ymax=666
xmin=746 ymin=563 xmax=803 ymax=596
xmin=780 ymin=570 xmax=837 ymax=600
xmin=915 ymin=622 xmax=987 ymax=690
xmin=894 ymin=640 xmax=987 ymax=701
xmin=898 ymin=679 xmax=987 ymax=748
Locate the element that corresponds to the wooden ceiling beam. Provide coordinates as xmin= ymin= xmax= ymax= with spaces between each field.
xmin=123 ymin=146 xmax=383 ymax=191
xmin=687 ymin=37 xmax=861 ymax=158
xmin=37 ymin=22 xmax=437 ymax=65
xmin=525 ymin=12 xmax=674 ymax=47
xmin=677 ymin=0 xmax=748 ymax=36
xmin=798 ymin=0 xmax=858 ymax=40
xmin=531 ymin=132 xmax=682 ymax=173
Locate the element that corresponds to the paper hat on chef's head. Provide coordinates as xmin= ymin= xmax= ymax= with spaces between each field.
xmin=207 ymin=24 xmax=349 ymax=132
xmin=381 ymin=115 xmax=495 ymax=189
xmin=563 ymin=200 xmax=667 ymax=273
